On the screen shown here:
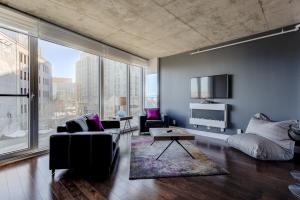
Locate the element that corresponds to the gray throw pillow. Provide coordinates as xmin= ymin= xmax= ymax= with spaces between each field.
xmin=226 ymin=133 xmax=294 ymax=160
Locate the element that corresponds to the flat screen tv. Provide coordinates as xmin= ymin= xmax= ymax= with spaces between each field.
xmin=191 ymin=74 xmax=230 ymax=99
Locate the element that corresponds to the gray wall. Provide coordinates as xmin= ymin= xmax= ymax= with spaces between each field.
xmin=160 ymin=31 xmax=300 ymax=135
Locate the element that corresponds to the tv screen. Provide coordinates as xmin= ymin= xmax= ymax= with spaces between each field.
xmin=191 ymin=74 xmax=230 ymax=99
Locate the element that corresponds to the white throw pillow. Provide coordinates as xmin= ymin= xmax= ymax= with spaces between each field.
xmin=245 ymin=117 xmax=297 ymax=150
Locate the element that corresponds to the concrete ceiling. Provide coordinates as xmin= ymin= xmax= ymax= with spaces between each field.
xmin=1 ymin=0 xmax=300 ymax=59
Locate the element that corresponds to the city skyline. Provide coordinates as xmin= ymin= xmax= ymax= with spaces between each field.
xmin=38 ymin=40 xmax=157 ymax=103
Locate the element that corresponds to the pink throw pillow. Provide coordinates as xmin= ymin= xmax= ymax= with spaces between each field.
xmin=88 ymin=114 xmax=104 ymax=131
xmin=146 ymin=108 xmax=160 ymax=120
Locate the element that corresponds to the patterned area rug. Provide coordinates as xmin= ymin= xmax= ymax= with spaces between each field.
xmin=129 ymin=136 xmax=229 ymax=179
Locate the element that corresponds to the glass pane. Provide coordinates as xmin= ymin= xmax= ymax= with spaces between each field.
xmin=103 ymin=58 xmax=128 ymax=119
xmin=0 ymin=97 xmax=29 ymax=154
xmin=130 ymin=65 xmax=142 ymax=127
xmin=145 ymin=71 xmax=158 ymax=108
xmin=38 ymin=40 xmax=99 ymax=148
xmin=0 ymin=28 xmax=29 ymax=94
xmin=0 ymin=28 xmax=29 ymax=154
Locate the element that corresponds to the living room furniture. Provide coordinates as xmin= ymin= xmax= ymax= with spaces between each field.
xmin=288 ymin=123 xmax=300 ymax=153
xmin=226 ymin=115 xmax=297 ymax=160
xmin=49 ymin=119 xmax=120 ymax=177
xmin=111 ymin=116 xmax=133 ymax=135
xmin=149 ymin=128 xmax=195 ymax=160
xmin=140 ymin=112 xmax=169 ymax=133
xmin=189 ymin=103 xmax=227 ymax=132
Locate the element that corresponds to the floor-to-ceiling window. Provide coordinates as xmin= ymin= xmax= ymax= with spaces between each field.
xmin=129 ymin=65 xmax=143 ymax=127
xmin=103 ymin=59 xmax=144 ymax=129
xmin=0 ymin=31 xmax=147 ymax=157
xmin=103 ymin=58 xmax=128 ymax=118
xmin=38 ymin=40 xmax=99 ymax=148
xmin=0 ymin=28 xmax=30 ymax=154
xmin=145 ymin=59 xmax=158 ymax=108
xmin=0 ymin=9 xmax=149 ymax=160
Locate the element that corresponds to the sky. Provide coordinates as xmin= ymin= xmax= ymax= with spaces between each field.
xmin=146 ymin=74 xmax=157 ymax=96
xmin=38 ymin=39 xmax=80 ymax=82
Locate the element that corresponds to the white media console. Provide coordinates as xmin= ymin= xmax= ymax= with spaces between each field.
xmin=189 ymin=103 xmax=228 ymax=131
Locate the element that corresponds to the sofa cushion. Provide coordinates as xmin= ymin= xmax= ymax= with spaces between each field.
xmin=145 ymin=120 xmax=164 ymax=127
xmin=246 ymin=117 xmax=297 ymax=150
xmin=226 ymin=133 xmax=294 ymax=160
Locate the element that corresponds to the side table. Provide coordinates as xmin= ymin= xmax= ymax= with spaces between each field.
xmin=111 ymin=116 xmax=134 ymax=135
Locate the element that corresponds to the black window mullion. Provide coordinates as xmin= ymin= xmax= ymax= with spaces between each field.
xmin=29 ymin=36 xmax=39 ymax=149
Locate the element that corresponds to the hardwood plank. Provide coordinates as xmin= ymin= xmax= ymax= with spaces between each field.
xmin=72 ymin=179 xmax=107 ymax=200
xmin=0 ymin=168 xmax=11 ymax=200
xmin=16 ymin=163 xmax=44 ymax=200
xmin=5 ymin=166 xmax=30 ymax=200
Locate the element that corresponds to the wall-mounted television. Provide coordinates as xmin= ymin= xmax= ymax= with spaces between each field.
xmin=191 ymin=74 xmax=230 ymax=99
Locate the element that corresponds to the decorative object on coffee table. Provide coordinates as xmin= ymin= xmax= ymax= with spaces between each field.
xmin=150 ymin=128 xmax=195 ymax=160
xmin=129 ymin=135 xmax=228 ymax=179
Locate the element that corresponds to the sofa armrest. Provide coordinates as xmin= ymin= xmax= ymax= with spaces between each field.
xmin=140 ymin=115 xmax=147 ymax=120
xmin=49 ymin=133 xmax=113 ymax=170
xmin=140 ymin=115 xmax=147 ymax=132
xmin=102 ymin=120 xmax=120 ymax=129
xmin=161 ymin=114 xmax=169 ymax=127
xmin=140 ymin=115 xmax=147 ymax=124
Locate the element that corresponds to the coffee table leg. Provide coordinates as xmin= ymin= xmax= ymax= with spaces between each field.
xmin=156 ymin=140 xmax=174 ymax=160
xmin=150 ymin=141 xmax=155 ymax=145
xmin=175 ymin=140 xmax=195 ymax=159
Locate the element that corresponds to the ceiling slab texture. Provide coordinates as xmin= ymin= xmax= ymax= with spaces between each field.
xmin=1 ymin=0 xmax=300 ymax=59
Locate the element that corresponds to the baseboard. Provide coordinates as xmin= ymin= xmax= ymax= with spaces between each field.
xmin=0 ymin=149 xmax=48 ymax=167
xmin=183 ymin=128 xmax=230 ymax=141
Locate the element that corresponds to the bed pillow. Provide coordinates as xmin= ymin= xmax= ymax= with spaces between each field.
xmin=245 ymin=117 xmax=297 ymax=150
xmin=226 ymin=133 xmax=294 ymax=160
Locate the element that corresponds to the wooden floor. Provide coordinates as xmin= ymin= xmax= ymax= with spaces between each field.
xmin=0 ymin=133 xmax=299 ymax=200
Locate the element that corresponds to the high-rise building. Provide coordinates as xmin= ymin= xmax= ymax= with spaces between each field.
xmin=38 ymin=54 xmax=53 ymax=130
xmin=75 ymin=52 xmax=99 ymax=114
xmin=52 ymin=77 xmax=75 ymax=115
xmin=0 ymin=29 xmax=26 ymax=137
xmin=103 ymin=58 xmax=127 ymax=118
